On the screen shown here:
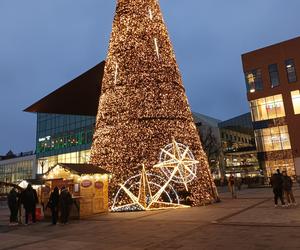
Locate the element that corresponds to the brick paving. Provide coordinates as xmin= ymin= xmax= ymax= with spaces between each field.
xmin=0 ymin=187 xmax=300 ymax=250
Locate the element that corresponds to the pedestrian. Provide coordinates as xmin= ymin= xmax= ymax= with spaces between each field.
xmin=270 ymin=169 xmax=285 ymax=208
xmin=282 ymin=171 xmax=297 ymax=207
xmin=7 ymin=188 xmax=19 ymax=225
xmin=47 ymin=186 xmax=59 ymax=225
xmin=228 ymin=174 xmax=236 ymax=198
xmin=59 ymin=186 xmax=72 ymax=224
xmin=21 ymin=184 xmax=39 ymax=225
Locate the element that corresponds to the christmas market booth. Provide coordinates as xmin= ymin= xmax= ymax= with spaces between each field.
xmin=43 ymin=163 xmax=111 ymax=218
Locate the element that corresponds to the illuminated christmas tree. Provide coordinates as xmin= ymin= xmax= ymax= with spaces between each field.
xmin=90 ymin=0 xmax=218 ymax=206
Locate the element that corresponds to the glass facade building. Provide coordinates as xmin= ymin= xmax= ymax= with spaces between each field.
xmin=36 ymin=113 xmax=96 ymax=174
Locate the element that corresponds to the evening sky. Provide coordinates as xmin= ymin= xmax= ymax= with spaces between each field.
xmin=0 ymin=0 xmax=299 ymax=154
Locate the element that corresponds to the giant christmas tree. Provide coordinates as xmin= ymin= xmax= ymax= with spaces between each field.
xmin=90 ymin=0 xmax=217 ymax=207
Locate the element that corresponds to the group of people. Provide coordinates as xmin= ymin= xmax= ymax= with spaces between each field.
xmin=7 ymin=184 xmax=73 ymax=226
xmin=46 ymin=186 xmax=73 ymax=225
xmin=7 ymin=184 xmax=38 ymax=225
xmin=270 ymin=169 xmax=297 ymax=208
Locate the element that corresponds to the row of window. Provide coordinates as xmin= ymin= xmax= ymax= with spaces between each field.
xmin=221 ymin=132 xmax=252 ymax=144
xmin=265 ymin=159 xmax=295 ymax=178
xmin=254 ymin=125 xmax=291 ymax=153
xmin=37 ymin=128 xmax=94 ymax=154
xmin=37 ymin=113 xmax=95 ymax=136
xmin=250 ymin=92 xmax=300 ymax=122
xmin=37 ymin=150 xmax=90 ymax=174
xmin=0 ymin=160 xmax=34 ymax=183
xmin=245 ymin=59 xmax=297 ymax=93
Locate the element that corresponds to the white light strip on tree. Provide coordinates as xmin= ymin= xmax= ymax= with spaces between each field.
xmin=154 ymin=38 xmax=160 ymax=59
xmin=149 ymin=9 xmax=153 ymax=20
xmin=114 ymin=63 xmax=118 ymax=85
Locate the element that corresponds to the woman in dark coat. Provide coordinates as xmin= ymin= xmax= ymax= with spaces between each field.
xmin=47 ymin=187 xmax=59 ymax=225
xmin=59 ymin=186 xmax=72 ymax=224
xmin=7 ymin=188 xmax=18 ymax=225
xmin=20 ymin=184 xmax=39 ymax=224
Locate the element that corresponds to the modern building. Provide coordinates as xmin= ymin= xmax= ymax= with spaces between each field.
xmin=25 ymin=62 xmax=105 ymax=174
xmin=193 ymin=113 xmax=222 ymax=178
xmin=193 ymin=112 xmax=259 ymax=178
xmin=219 ymin=113 xmax=259 ymax=177
xmin=0 ymin=151 xmax=36 ymax=193
xmin=242 ymin=36 xmax=300 ymax=179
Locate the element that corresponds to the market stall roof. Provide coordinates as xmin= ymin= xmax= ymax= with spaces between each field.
xmin=0 ymin=181 xmax=24 ymax=191
xmin=24 ymin=179 xmax=45 ymax=185
xmin=48 ymin=163 xmax=111 ymax=176
xmin=24 ymin=61 xmax=105 ymax=116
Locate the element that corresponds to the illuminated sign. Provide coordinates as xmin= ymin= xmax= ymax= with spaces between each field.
xmin=81 ymin=179 xmax=92 ymax=188
xmin=95 ymin=181 xmax=104 ymax=189
xmin=38 ymin=136 xmax=51 ymax=142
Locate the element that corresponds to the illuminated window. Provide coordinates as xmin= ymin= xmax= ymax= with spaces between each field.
xmin=268 ymin=64 xmax=280 ymax=87
xmin=250 ymin=94 xmax=285 ymax=122
xmin=265 ymin=159 xmax=295 ymax=178
xmin=285 ymin=59 xmax=297 ymax=83
xmin=245 ymin=69 xmax=263 ymax=93
xmin=254 ymin=125 xmax=291 ymax=152
xmin=291 ymin=90 xmax=300 ymax=114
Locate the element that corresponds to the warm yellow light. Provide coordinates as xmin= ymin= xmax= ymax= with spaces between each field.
xmin=90 ymin=0 xmax=218 ymax=207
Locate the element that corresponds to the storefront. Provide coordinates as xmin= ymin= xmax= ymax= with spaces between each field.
xmin=43 ymin=163 xmax=111 ymax=218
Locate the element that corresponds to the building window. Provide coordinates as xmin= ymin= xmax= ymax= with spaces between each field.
xmin=268 ymin=64 xmax=280 ymax=87
xmin=250 ymin=94 xmax=285 ymax=122
xmin=265 ymin=159 xmax=295 ymax=178
xmin=291 ymin=90 xmax=300 ymax=114
xmin=254 ymin=125 xmax=291 ymax=152
xmin=245 ymin=69 xmax=263 ymax=93
xmin=285 ymin=59 xmax=297 ymax=83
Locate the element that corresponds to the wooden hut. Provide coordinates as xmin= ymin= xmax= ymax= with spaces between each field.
xmin=43 ymin=163 xmax=111 ymax=218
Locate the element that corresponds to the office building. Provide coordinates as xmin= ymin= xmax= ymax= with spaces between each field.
xmin=242 ymin=36 xmax=300 ymax=178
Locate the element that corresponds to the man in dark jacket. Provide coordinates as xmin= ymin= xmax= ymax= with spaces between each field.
xmin=7 ymin=188 xmax=19 ymax=225
xmin=270 ymin=169 xmax=285 ymax=207
xmin=282 ymin=171 xmax=297 ymax=206
xmin=21 ymin=184 xmax=39 ymax=224
xmin=59 ymin=186 xmax=72 ymax=224
xmin=47 ymin=187 xmax=59 ymax=225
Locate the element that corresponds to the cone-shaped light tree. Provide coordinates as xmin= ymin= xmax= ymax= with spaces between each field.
xmin=90 ymin=0 xmax=217 ymax=206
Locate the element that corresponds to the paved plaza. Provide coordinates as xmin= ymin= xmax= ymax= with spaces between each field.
xmin=1 ymin=188 xmax=300 ymax=250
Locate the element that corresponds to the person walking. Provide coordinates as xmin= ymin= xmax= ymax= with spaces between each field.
xmin=7 ymin=188 xmax=19 ymax=225
xmin=59 ymin=186 xmax=72 ymax=224
xmin=21 ymin=184 xmax=39 ymax=225
xmin=228 ymin=174 xmax=236 ymax=198
xmin=47 ymin=187 xmax=60 ymax=225
xmin=270 ymin=169 xmax=285 ymax=208
xmin=282 ymin=171 xmax=297 ymax=207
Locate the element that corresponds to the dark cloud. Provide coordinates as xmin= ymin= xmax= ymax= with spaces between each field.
xmin=0 ymin=0 xmax=299 ymax=154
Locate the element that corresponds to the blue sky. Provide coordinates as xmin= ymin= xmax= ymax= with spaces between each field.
xmin=0 ymin=0 xmax=299 ymax=154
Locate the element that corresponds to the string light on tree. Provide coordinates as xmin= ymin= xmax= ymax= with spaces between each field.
xmin=154 ymin=138 xmax=198 ymax=191
xmin=112 ymin=165 xmax=189 ymax=212
xmin=90 ymin=0 xmax=218 ymax=207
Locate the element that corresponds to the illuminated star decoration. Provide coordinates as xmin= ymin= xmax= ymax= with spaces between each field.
xmin=112 ymin=164 xmax=189 ymax=212
xmin=154 ymin=138 xmax=199 ymax=191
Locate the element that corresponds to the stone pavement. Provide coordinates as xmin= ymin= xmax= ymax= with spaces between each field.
xmin=1 ymin=187 xmax=300 ymax=250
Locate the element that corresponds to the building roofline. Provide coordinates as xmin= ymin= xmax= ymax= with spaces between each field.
xmin=24 ymin=61 xmax=105 ymax=116
xmin=242 ymin=35 xmax=300 ymax=57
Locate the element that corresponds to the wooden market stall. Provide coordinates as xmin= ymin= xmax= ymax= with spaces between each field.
xmin=43 ymin=163 xmax=111 ymax=218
